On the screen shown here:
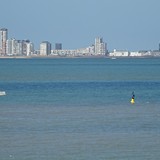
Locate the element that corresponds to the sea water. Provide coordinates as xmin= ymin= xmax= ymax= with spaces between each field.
xmin=0 ymin=58 xmax=160 ymax=160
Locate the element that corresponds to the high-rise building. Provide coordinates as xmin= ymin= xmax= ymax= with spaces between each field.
xmin=94 ymin=37 xmax=107 ymax=55
xmin=40 ymin=41 xmax=51 ymax=56
xmin=6 ymin=38 xmax=18 ymax=55
xmin=11 ymin=39 xmax=17 ymax=55
xmin=0 ymin=28 xmax=8 ymax=55
xmin=26 ymin=42 xmax=34 ymax=56
xmin=16 ymin=40 xmax=23 ymax=55
xmin=6 ymin=39 xmax=12 ymax=55
xmin=55 ymin=43 xmax=62 ymax=50
xmin=6 ymin=38 xmax=34 ymax=56
xmin=6 ymin=39 xmax=20 ymax=55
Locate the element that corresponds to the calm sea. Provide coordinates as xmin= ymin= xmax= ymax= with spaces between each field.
xmin=0 ymin=58 xmax=160 ymax=160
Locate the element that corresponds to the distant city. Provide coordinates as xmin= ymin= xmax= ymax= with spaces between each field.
xmin=0 ymin=28 xmax=160 ymax=58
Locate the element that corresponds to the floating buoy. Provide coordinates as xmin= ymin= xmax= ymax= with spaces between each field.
xmin=130 ymin=98 xmax=135 ymax=104
xmin=130 ymin=91 xmax=135 ymax=104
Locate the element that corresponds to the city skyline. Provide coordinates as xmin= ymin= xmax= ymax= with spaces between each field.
xmin=1 ymin=27 xmax=160 ymax=57
xmin=0 ymin=28 xmax=108 ymax=56
xmin=0 ymin=0 xmax=160 ymax=51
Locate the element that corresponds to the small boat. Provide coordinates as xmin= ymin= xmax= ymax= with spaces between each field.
xmin=0 ymin=91 xmax=6 ymax=96
xmin=111 ymin=57 xmax=117 ymax=60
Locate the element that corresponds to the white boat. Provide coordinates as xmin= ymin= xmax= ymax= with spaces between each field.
xmin=0 ymin=91 xmax=6 ymax=96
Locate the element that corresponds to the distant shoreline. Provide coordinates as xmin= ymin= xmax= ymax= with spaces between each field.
xmin=0 ymin=55 xmax=160 ymax=59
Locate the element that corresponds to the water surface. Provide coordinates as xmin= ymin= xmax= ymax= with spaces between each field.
xmin=0 ymin=58 xmax=160 ymax=160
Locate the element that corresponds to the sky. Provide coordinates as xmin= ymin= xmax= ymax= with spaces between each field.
xmin=0 ymin=0 xmax=160 ymax=51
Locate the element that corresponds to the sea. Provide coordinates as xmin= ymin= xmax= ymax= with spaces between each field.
xmin=0 ymin=57 xmax=160 ymax=160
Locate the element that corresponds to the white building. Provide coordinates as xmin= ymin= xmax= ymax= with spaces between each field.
xmin=6 ymin=39 xmax=12 ymax=55
xmin=11 ymin=39 xmax=18 ymax=55
xmin=6 ymin=39 xmax=34 ymax=56
xmin=21 ymin=40 xmax=34 ymax=56
xmin=26 ymin=42 xmax=34 ymax=56
xmin=51 ymin=45 xmax=95 ymax=57
xmin=130 ymin=52 xmax=142 ymax=57
xmin=109 ymin=49 xmax=129 ymax=57
xmin=95 ymin=37 xmax=107 ymax=55
xmin=51 ymin=49 xmax=77 ymax=56
xmin=40 ymin=41 xmax=51 ymax=56
xmin=16 ymin=40 xmax=23 ymax=55
xmin=7 ymin=39 xmax=22 ymax=55
xmin=76 ymin=45 xmax=95 ymax=56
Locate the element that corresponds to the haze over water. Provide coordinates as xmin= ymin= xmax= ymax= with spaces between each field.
xmin=0 ymin=58 xmax=160 ymax=160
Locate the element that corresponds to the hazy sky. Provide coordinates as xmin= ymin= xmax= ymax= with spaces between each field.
xmin=1 ymin=0 xmax=160 ymax=51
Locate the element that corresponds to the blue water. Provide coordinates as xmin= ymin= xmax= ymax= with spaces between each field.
xmin=0 ymin=58 xmax=160 ymax=160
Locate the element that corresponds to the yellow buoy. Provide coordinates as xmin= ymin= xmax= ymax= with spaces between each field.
xmin=130 ymin=98 xmax=135 ymax=104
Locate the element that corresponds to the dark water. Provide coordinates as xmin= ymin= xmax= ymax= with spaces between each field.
xmin=0 ymin=58 xmax=160 ymax=159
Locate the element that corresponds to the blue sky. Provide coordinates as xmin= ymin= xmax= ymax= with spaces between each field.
xmin=1 ymin=0 xmax=160 ymax=51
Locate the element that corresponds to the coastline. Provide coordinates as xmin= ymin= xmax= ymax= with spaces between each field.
xmin=0 ymin=55 xmax=160 ymax=59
